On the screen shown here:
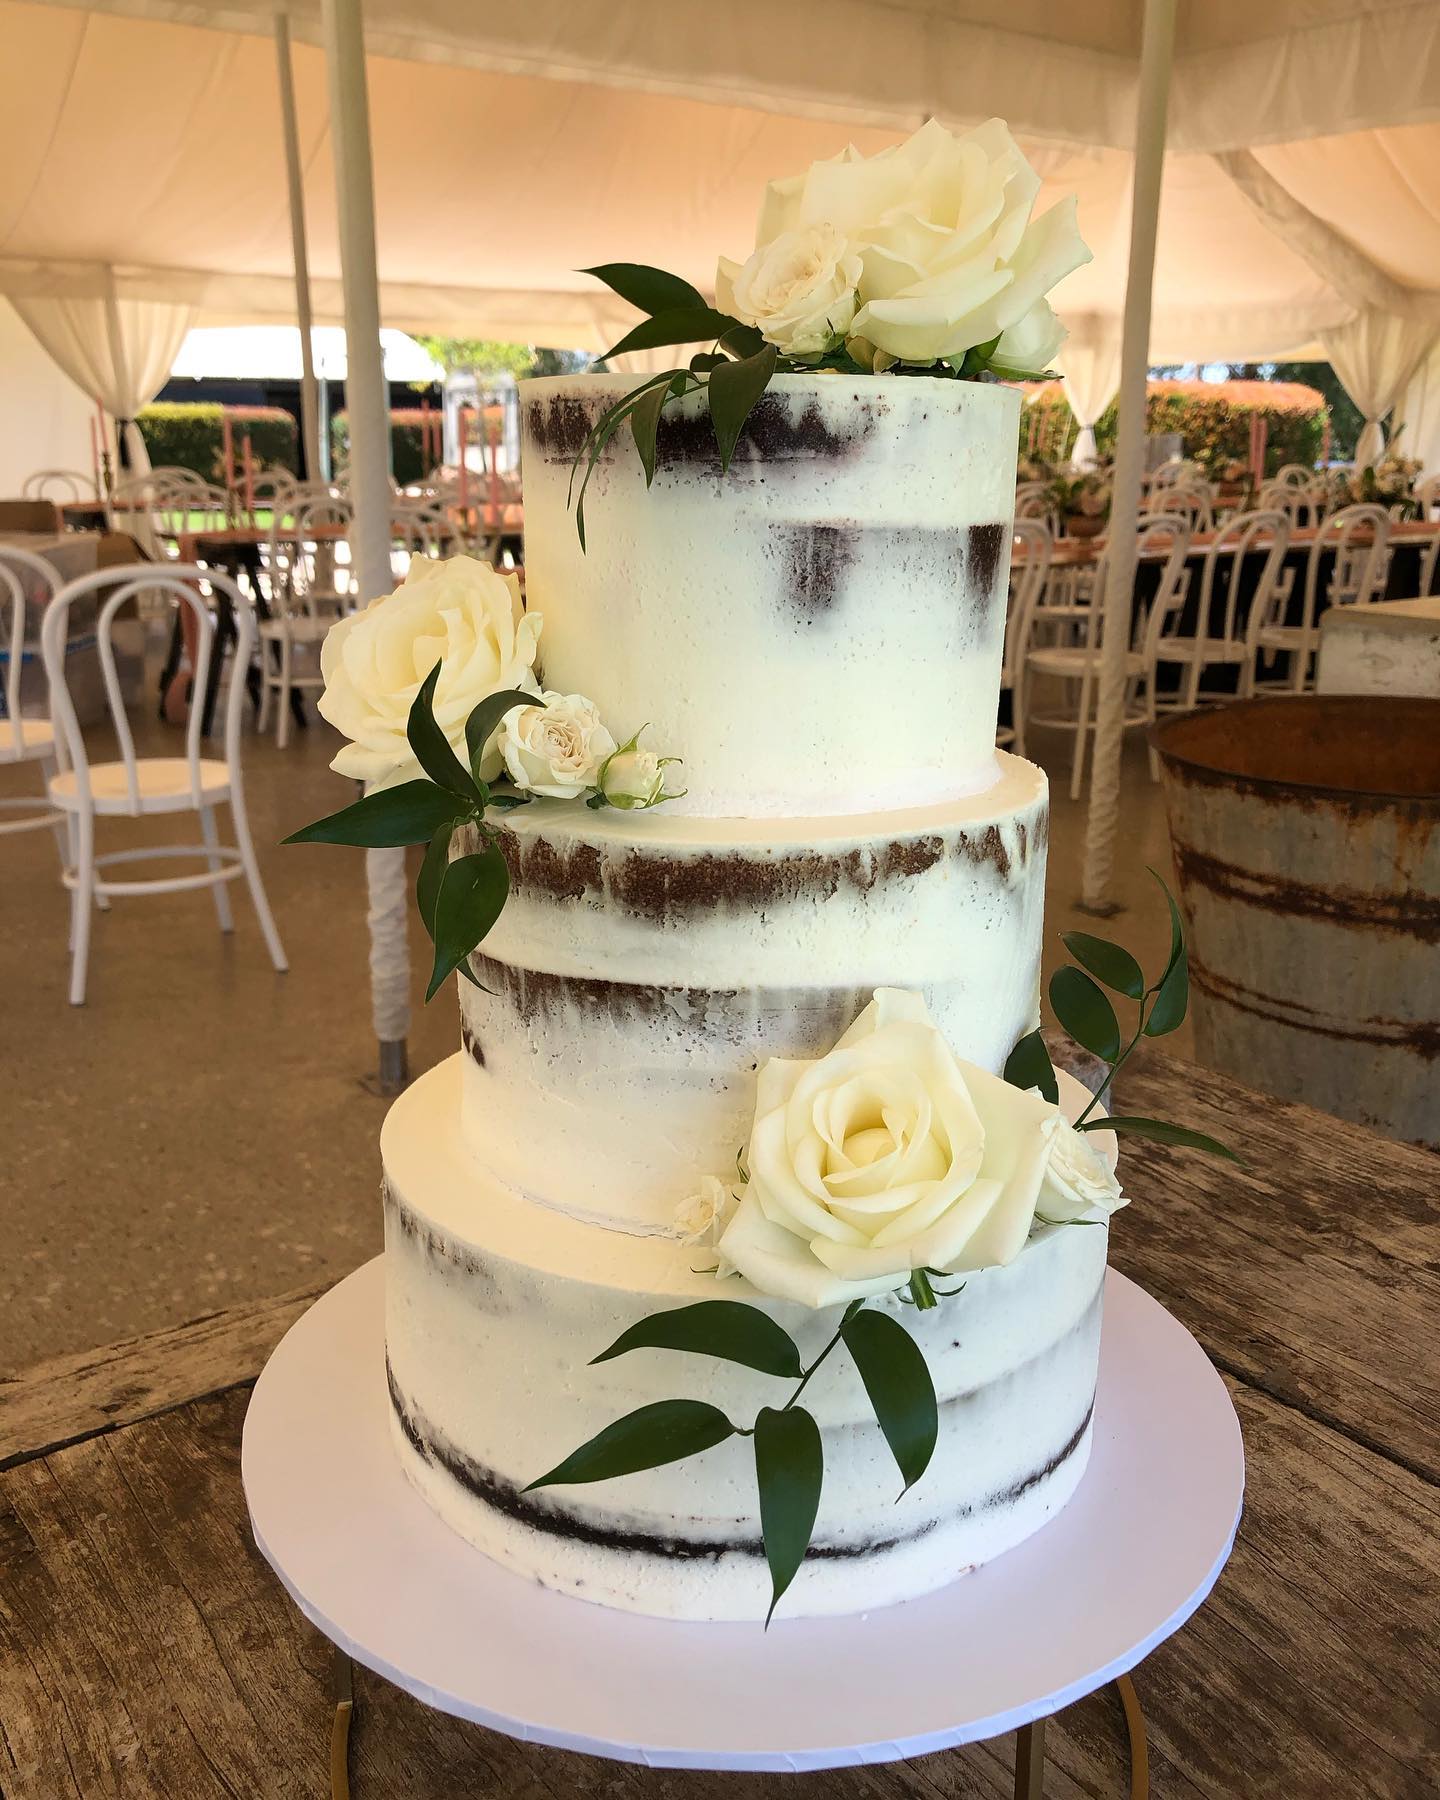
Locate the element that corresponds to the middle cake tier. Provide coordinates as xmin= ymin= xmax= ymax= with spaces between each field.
xmin=460 ymin=752 xmax=1048 ymax=1235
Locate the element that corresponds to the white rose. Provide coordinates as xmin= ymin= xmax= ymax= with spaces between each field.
xmin=716 ymin=223 xmax=861 ymax=357
xmin=318 ymin=554 xmax=541 ymax=791
xmin=732 ymin=118 xmax=1090 ymax=368
xmin=498 ymin=691 xmax=615 ymax=800
xmin=987 ymin=299 xmax=1068 ymax=375
xmin=675 ymin=1175 xmax=740 ymax=1276
xmin=715 ymin=989 xmax=1119 ymax=1308
xmin=598 ymin=736 xmax=682 ymax=810
xmin=1037 ymin=1114 xmax=1126 ymax=1223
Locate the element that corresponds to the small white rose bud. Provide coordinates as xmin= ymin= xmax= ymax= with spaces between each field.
xmin=595 ymin=729 xmax=683 ymax=810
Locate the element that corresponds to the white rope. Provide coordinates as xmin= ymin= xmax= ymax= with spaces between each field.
xmin=1081 ymin=0 xmax=1177 ymax=912
xmin=366 ymin=845 xmax=411 ymax=1044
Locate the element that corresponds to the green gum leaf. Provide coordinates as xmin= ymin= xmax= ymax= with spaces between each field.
xmin=707 ymin=343 xmax=779 ymax=472
xmin=753 ymin=1405 xmax=824 ymax=1625
xmin=282 ymin=779 xmax=461 ymax=848
xmin=1079 ymin=1116 xmax=1240 ymax=1162
xmin=581 ymin=263 xmax=706 ymax=316
xmin=1049 ymin=965 xmax=1123 ymax=1063
xmin=601 ymin=306 xmax=740 ymax=364
xmin=840 ymin=1310 xmax=938 ymax=1497
xmin=1062 ymin=932 xmax=1145 ymax=1001
xmin=415 ymin=821 xmax=452 ymax=941
xmin=527 ymin=1400 xmax=736 ymax=1491
xmin=1002 ymin=1029 xmax=1059 ymax=1105
xmin=591 ymin=1301 xmax=802 ymax=1380
xmin=406 ymin=662 xmax=481 ymax=805
xmin=425 ymin=844 xmax=509 ymax=1001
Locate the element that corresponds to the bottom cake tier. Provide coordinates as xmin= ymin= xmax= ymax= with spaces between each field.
xmin=382 ymin=1056 xmax=1109 ymax=1622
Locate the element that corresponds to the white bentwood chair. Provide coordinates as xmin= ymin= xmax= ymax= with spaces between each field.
xmin=999 ymin=518 xmax=1051 ymax=756
xmin=1158 ymin=509 xmax=1291 ymax=709
xmin=258 ymin=495 xmax=354 ymax=747
xmin=41 ymin=565 xmax=287 ymax=1005
xmin=1247 ymin=502 xmax=1391 ymax=693
xmin=0 ymin=546 xmax=66 ymax=846
xmin=23 ymin=469 xmax=96 ymax=503
xmin=1020 ymin=515 xmax=1192 ymax=797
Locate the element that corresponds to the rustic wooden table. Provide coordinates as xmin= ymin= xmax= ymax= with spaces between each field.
xmin=2 ymin=1054 xmax=1436 ymax=1798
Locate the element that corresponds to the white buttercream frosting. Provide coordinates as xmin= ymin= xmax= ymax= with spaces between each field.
xmin=521 ymin=373 xmax=1020 ymax=819
xmin=383 ymin=1057 xmax=1108 ymax=1621
xmin=457 ymin=759 xmax=1048 ymax=1234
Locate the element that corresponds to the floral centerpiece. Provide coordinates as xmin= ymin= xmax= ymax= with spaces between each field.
xmin=1045 ymin=466 xmax=1112 ymax=536
xmin=1349 ymin=454 xmax=1422 ymax=517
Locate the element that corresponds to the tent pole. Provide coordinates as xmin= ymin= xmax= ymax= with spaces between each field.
xmin=322 ymin=0 xmax=411 ymax=1092
xmin=1079 ymin=0 xmax=1176 ymax=914
xmin=274 ymin=9 xmax=321 ymax=482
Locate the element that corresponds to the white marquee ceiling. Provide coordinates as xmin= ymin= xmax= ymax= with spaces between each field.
xmin=1 ymin=0 xmax=1437 ymax=359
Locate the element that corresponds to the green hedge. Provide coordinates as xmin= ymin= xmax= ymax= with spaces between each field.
xmin=135 ymin=404 xmax=298 ymax=481
xmin=1019 ymin=379 xmax=1328 ymax=475
xmin=331 ymin=408 xmax=441 ymax=487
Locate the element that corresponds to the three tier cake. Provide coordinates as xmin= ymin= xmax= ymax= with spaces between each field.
xmin=378 ymin=373 xmax=1112 ymax=1620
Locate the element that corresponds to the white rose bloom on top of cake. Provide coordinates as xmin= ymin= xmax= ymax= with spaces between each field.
xmin=318 ymin=554 xmax=541 ymax=791
xmin=715 ymin=989 xmax=1124 ymax=1307
xmin=716 ymin=116 xmax=1090 ymax=369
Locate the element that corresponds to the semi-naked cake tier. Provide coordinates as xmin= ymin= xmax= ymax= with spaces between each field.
xmin=522 ymin=373 xmax=1020 ymax=818
xmin=458 ymin=755 xmax=1047 ymax=1233
xmin=383 ymin=1058 xmax=1108 ymax=1622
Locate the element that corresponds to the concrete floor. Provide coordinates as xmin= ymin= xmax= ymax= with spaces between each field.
xmin=1 ymin=672 xmax=1183 ymax=1373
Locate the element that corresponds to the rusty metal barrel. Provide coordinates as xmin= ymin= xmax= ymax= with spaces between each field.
xmin=1152 ymin=696 xmax=1440 ymax=1149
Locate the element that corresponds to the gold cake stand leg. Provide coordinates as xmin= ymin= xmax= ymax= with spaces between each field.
xmin=330 ymin=1647 xmax=354 ymax=1800
xmin=1012 ymin=1673 xmax=1149 ymax=1800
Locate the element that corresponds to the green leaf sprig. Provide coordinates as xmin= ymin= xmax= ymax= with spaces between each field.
xmin=569 ymin=264 xmax=1056 ymax=549
xmin=283 ymin=665 xmax=537 ymax=1000
xmin=528 ymin=1293 xmax=942 ymax=1624
xmin=1002 ymin=870 xmax=1237 ymax=1163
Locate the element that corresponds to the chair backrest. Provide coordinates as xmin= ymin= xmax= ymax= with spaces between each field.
xmin=1195 ymin=508 xmax=1291 ymax=649
xmin=155 ymin=478 xmax=231 ymax=543
xmin=22 ymin=469 xmax=93 ymax=502
xmin=271 ymin=494 xmax=354 ymax=620
xmin=0 ymin=544 xmax=59 ymax=759
xmin=1114 ymin=515 xmax=1193 ymax=663
xmin=1271 ymin=463 xmax=1315 ymax=490
xmin=1303 ymin=503 xmax=1392 ymax=625
xmin=391 ymin=501 xmax=464 ymax=562
xmin=247 ymin=468 xmax=297 ymax=519
xmin=1149 ymin=480 xmax=1214 ymax=532
xmin=1148 ymin=459 xmax=1201 ymax=493
xmin=1004 ymin=518 xmax=1051 ymax=687
xmin=1415 ymin=473 xmax=1440 ymax=522
xmin=42 ymin=564 xmax=255 ymax=814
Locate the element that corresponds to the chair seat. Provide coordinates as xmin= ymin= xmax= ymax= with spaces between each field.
xmin=1027 ymin=646 xmax=1145 ymax=679
xmin=1157 ymin=636 xmax=1248 ymax=664
xmin=0 ymin=716 xmax=55 ymax=763
xmin=50 ymin=757 xmax=231 ymax=816
xmin=259 ymin=616 xmax=330 ymax=642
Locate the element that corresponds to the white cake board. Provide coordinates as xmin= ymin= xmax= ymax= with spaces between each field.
xmin=243 ymin=1258 xmax=1243 ymax=1774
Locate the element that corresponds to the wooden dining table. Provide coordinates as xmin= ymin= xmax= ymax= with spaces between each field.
xmin=2 ymin=1047 xmax=1435 ymax=1798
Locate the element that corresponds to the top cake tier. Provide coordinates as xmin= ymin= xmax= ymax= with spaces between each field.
xmin=520 ymin=373 xmax=1020 ymax=820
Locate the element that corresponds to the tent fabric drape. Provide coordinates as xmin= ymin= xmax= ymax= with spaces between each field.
xmin=1399 ymin=342 xmax=1440 ymax=478
xmin=1322 ymin=312 xmax=1440 ymax=468
xmin=9 ymin=279 xmax=194 ymax=469
xmin=1055 ymin=331 xmax=1121 ymax=467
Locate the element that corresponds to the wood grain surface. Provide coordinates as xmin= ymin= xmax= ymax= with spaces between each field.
xmin=2 ymin=1051 xmax=1436 ymax=1797
xmin=0 ymin=1282 xmax=327 ymax=1471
